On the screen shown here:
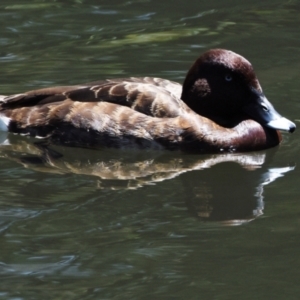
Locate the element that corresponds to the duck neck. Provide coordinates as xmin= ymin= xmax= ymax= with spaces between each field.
xmin=179 ymin=114 xmax=281 ymax=153
xmin=181 ymin=91 xmax=246 ymax=128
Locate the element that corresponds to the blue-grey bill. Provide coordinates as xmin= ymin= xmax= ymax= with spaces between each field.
xmin=266 ymin=117 xmax=296 ymax=133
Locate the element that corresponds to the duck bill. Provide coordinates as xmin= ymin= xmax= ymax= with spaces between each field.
xmin=243 ymin=94 xmax=296 ymax=133
xmin=266 ymin=116 xmax=296 ymax=133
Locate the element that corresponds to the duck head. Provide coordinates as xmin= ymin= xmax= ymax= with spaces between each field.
xmin=181 ymin=49 xmax=295 ymax=133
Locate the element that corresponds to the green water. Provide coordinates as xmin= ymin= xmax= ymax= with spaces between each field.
xmin=0 ymin=0 xmax=299 ymax=299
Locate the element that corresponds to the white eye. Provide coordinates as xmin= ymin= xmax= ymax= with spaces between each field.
xmin=225 ymin=74 xmax=232 ymax=82
xmin=261 ymin=104 xmax=269 ymax=112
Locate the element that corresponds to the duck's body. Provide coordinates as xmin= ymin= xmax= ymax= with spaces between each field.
xmin=0 ymin=49 xmax=295 ymax=153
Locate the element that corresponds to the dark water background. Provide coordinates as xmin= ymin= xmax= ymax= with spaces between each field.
xmin=0 ymin=1 xmax=300 ymax=299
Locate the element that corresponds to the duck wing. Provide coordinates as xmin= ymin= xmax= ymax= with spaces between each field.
xmin=0 ymin=77 xmax=184 ymax=118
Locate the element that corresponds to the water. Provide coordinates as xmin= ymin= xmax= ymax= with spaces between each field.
xmin=0 ymin=0 xmax=299 ymax=299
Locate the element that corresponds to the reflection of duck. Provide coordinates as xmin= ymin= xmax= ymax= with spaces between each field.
xmin=0 ymin=138 xmax=295 ymax=225
xmin=0 ymin=136 xmax=271 ymax=186
xmin=0 ymin=49 xmax=295 ymax=153
xmin=185 ymin=162 xmax=295 ymax=226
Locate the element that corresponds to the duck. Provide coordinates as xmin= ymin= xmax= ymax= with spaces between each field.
xmin=0 ymin=49 xmax=295 ymax=153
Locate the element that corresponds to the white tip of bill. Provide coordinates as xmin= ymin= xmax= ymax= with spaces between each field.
xmin=267 ymin=117 xmax=296 ymax=133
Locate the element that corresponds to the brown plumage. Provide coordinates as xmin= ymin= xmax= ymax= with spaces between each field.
xmin=0 ymin=49 xmax=295 ymax=153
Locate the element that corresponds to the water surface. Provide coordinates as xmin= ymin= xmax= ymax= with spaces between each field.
xmin=0 ymin=0 xmax=300 ymax=299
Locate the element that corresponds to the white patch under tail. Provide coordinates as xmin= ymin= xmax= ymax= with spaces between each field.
xmin=0 ymin=113 xmax=10 ymax=131
xmin=0 ymin=95 xmax=6 ymax=102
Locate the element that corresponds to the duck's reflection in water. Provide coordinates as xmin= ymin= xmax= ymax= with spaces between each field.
xmin=0 ymin=134 xmax=295 ymax=225
xmin=184 ymin=160 xmax=294 ymax=226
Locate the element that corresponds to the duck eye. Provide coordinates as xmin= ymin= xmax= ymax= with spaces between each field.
xmin=225 ymin=74 xmax=232 ymax=82
xmin=261 ymin=104 xmax=269 ymax=112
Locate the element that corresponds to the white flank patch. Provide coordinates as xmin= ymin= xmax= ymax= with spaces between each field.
xmin=0 ymin=114 xmax=10 ymax=131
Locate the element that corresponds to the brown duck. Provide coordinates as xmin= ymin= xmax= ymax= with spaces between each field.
xmin=0 ymin=49 xmax=295 ymax=153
